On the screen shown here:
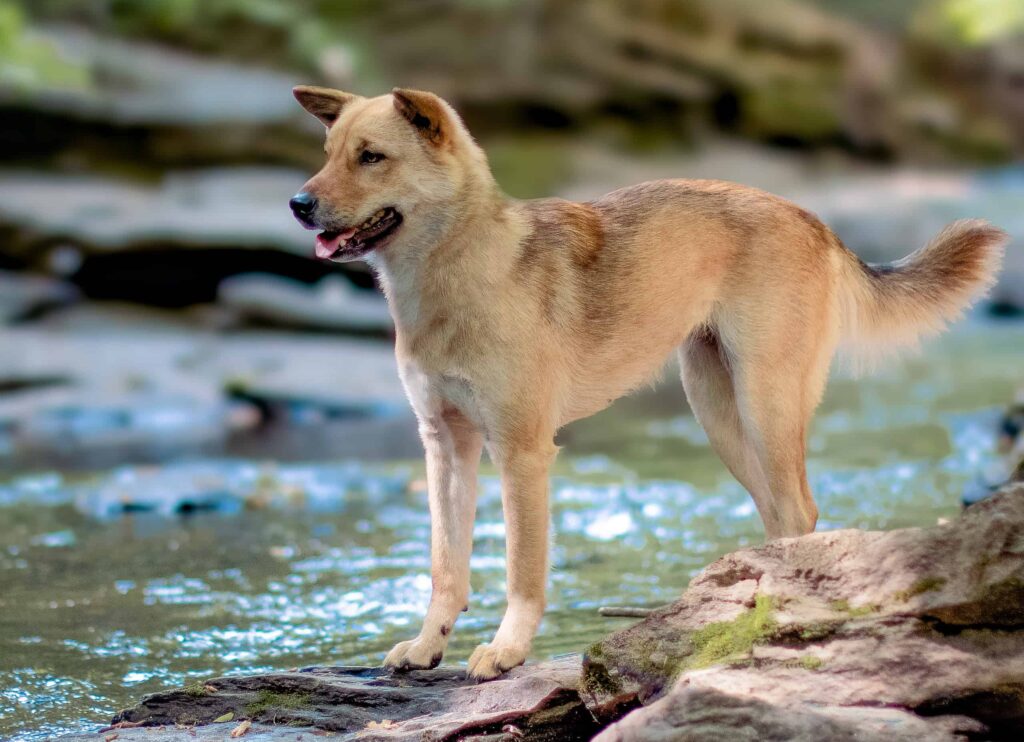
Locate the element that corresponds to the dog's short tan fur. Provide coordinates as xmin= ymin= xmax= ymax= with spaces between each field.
xmin=291 ymin=85 xmax=1006 ymax=680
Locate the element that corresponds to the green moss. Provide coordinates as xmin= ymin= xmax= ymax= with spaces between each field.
xmin=830 ymin=599 xmax=877 ymax=617
xmin=580 ymin=645 xmax=623 ymax=697
xmin=799 ymin=655 xmax=823 ymax=671
xmin=686 ymin=595 xmax=776 ymax=670
xmin=183 ymin=682 xmax=209 ymax=698
xmin=740 ymin=75 xmax=842 ymax=142
xmin=244 ymin=690 xmax=312 ymax=719
xmin=894 ymin=576 xmax=947 ymax=602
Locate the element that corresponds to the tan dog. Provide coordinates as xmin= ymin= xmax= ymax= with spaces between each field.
xmin=289 ymin=85 xmax=1006 ymax=680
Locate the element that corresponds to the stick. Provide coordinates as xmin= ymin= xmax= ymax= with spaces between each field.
xmin=598 ymin=606 xmax=659 ymax=618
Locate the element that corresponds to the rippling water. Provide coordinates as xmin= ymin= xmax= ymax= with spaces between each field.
xmin=1 ymin=318 xmax=1022 ymax=740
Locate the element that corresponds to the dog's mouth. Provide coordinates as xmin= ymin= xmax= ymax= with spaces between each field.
xmin=315 ymin=207 xmax=403 ymax=261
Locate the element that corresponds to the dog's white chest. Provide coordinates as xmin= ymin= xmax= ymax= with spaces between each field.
xmin=399 ymin=360 xmax=487 ymax=431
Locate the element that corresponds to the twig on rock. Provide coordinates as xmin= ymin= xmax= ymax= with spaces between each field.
xmin=598 ymin=606 xmax=660 ymax=618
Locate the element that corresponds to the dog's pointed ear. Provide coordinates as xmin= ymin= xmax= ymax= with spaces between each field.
xmin=392 ymin=88 xmax=453 ymax=146
xmin=293 ymin=85 xmax=357 ymax=128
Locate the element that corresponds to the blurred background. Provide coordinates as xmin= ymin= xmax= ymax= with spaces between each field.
xmin=1 ymin=1 xmax=1023 ymax=738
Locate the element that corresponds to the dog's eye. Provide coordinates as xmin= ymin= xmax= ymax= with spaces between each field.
xmin=360 ymin=150 xmax=386 ymax=165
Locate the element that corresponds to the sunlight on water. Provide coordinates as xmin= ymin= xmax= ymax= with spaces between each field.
xmin=0 ymin=318 xmax=1021 ymax=740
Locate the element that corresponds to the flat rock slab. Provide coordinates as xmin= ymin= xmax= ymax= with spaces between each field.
xmin=0 ymin=168 xmax=312 ymax=256
xmin=59 ymin=658 xmax=601 ymax=742
xmin=11 ymin=26 xmax=308 ymax=128
xmin=0 ymin=315 xmax=408 ymax=467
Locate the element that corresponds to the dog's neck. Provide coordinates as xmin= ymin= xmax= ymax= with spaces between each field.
xmin=369 ymin=170 xmax=518 ymax=335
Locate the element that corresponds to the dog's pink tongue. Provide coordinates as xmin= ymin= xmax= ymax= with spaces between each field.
xmin=315 ymin=228 xmax=357 ymax=259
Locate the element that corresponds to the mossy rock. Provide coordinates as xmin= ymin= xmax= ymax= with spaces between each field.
xmin=583 ymin=595 xmax=779 ymax=702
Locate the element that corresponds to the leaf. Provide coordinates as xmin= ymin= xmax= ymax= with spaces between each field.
xmin=365 ymin=719 xmax=398 ymax=730
xmin=213 ymin=712 xmax=235 ymax=723
xmin=203 ymin=684 xmax=218 ymax=694
xmin=104 ymin=735 xmax=119 ymax=742
xmin=230 ymin=720 xmax=252 ymax=738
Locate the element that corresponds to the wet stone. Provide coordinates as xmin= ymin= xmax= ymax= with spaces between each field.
xmin=58 ymin=658 xmax=601 ymax=741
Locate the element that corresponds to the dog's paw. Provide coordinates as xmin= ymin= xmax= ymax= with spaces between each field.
xmin=383 ymin=636 xmax=445 ymax=672
xmin=467 ymin=641 xmax=527 ymax=681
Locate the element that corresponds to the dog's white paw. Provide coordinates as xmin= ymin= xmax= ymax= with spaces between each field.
xmin=467 ymin=641 xmax=527 ymax=681
xmin=383 ymin=635 xmax=446 ymax=671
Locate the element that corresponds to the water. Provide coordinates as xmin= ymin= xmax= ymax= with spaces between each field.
xmin=1 ymin=318 xmax=1022 ymax=740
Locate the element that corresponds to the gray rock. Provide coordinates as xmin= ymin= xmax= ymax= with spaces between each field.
xmin=594 ymin=686 xmax=985 ymax=742
xmin=583 ymin=484 xmax=1024 ymax=741
xmin=24 ymin=26 xmax=307 ymax=128
xmin=219 ymin=273 xmax=393 ymax=333
xmin=0 ymin=270 xmax=79 ymax=323
xmin=59 ymin=658 xmax=600 ymax=741
xmin=0 ymin=313 xmax=407 ymax=467
xmin=72 ymin=460 xmax=410 ymax=519
xmin=1 ymin=25 xmax=322 ymax=169
xmin=0 ymin=168 xmax=314 ymax=257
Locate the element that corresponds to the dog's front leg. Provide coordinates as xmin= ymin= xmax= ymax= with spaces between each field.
xmin=468 ymin=439 xmax=556 ymax=680
xmin=384 ymin=410 xmax=482 ymax=671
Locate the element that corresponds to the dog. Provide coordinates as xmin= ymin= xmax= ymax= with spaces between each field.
xmin=288 ymin=85 xmax=1006 ymax=680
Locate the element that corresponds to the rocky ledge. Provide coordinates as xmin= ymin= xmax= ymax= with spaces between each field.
xmin=61 ymin=485 xmax=1023 ymax=741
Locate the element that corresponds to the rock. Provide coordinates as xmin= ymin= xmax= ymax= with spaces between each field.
xmin=962 ymin=395 xmax=1024 ymax=507
xmin=582 ymin=484 xmax=1024 ymax=740
xmin=58 ymin=658 xmax=602 ymax=742
xmin=219 ymin=273 xmax=393 ymax=334
xmin=0 ymin=312 xmax=407 ymax=468
xmin=0 ymin=26 xmax=321 ymax=169
xmin=72 ymin=460 xmax=410 ymax=519
xmin=0 ymin=169 xmax=380 ymax=308
xmin=594 ymin=686 xmax=985 ymax=742
xmin=1000 ymin=397 xmax=1024 ymax=469
xmin=0 ymin=168 xmax=317 ymax=260
xmin=0 ymin=269 xmax=79 ymax=322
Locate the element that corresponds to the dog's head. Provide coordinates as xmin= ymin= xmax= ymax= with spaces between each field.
xmin=290 ymin=86 xmax=483 ymax=263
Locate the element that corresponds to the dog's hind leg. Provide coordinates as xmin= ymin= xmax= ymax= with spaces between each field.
xmin=721 ymin=314 xmax=834 ymax=539
xmin=384 ymin=406 xmax=483 ymax=670
xmin=679 ymin=329 xmax=782 ymax=537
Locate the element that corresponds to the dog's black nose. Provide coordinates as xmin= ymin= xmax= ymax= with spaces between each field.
xmin=289 ymin=192 xmax=317 ymax=220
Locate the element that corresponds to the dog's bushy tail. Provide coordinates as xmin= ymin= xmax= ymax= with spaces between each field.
xmin=837 ymin=219 xmax=1007 ymax=367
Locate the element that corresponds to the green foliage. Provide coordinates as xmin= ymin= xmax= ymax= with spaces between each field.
xmin=0 ymin=3 xmax=90 ymax=92
xmin=931 ymin=0 xmax=1024 ymax=45
xmin=15 ymin=0 xmax=369 ymax=74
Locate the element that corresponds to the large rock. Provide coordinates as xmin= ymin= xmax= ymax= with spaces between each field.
xmin=583 ymin=484 xmax=1024 ymax=741
xmin=0 ymin=25 xmax=321 ymax=169
xmin=0 ymin=313 xmax=409 ymax=468
xmin=59 ymin=658 xmax=601 ymax=742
